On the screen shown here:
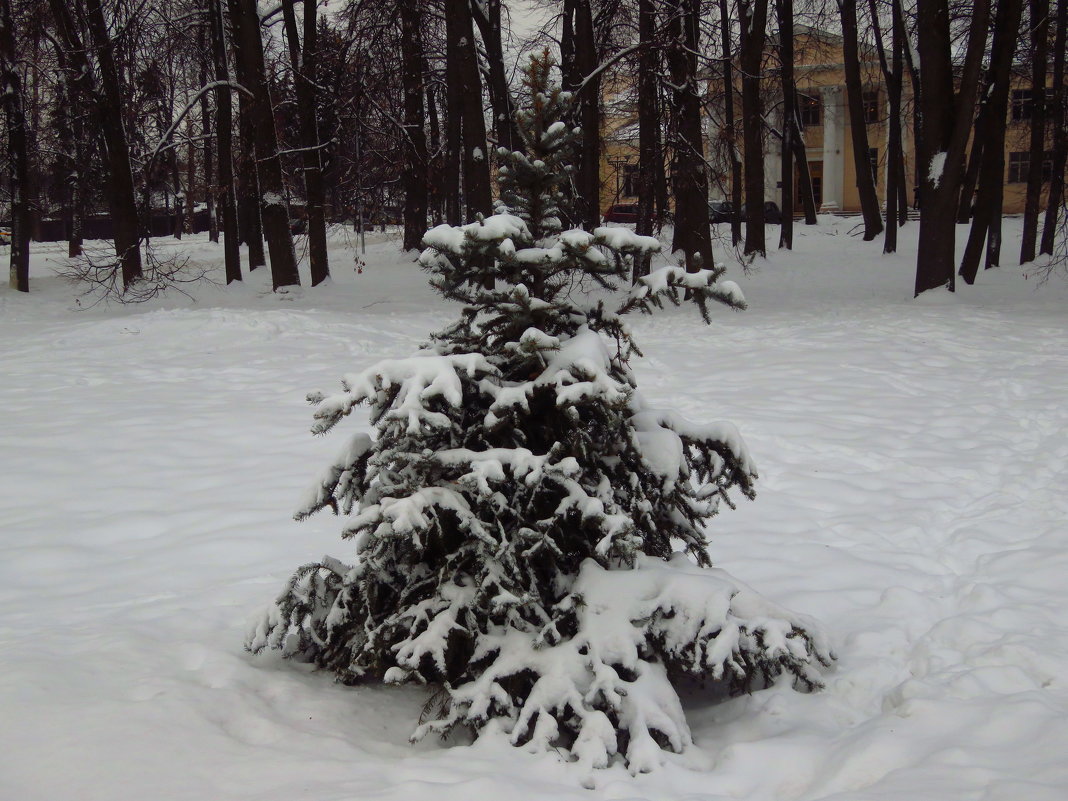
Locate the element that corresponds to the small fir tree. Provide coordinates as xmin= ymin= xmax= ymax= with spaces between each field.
xmin=247 ymin=52 xmax=834 ymax=773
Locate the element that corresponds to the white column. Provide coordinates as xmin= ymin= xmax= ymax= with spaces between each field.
xmin=820 ymin=85 xmax=843 ymax=213
xmin=766 ymin=135 xmax=783 ymax=206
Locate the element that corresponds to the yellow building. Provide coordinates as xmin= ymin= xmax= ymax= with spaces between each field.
xmin=600 ymin=25 xmax=1056 ymax=217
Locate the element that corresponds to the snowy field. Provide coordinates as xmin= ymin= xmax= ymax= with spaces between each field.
xmin=2 ymin=219 xmax=1067 ymax=800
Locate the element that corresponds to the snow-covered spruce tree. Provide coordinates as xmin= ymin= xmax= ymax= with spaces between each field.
xmin=247 ymin=52 xmax=834 ymax=773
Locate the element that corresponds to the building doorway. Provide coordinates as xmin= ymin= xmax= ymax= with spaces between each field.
xmin=799 ymin=160 xmax=823 ymax=209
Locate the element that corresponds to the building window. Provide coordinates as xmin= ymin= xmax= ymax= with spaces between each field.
xmin=1009 ymin=151 xmax=1054 ymax=183
xmin=868 ymin=147 xmax=879 ymax=185
xmin=1011 ymin=87 xmax=1057 ymax=122
xmin=1011 ymin=90 xmax=1033 ymax=122
xmin=798 ymin=93 xmax=821 ymax=127
xmin=1008 ymin=152 xmax=1027 ymax=182
xmin=1010 ymin=88 xmax=1056 ymax=122
xmin=862 ymin=90 xmax=880 ymax=124
xmin=621 ymin=164 xmax=640 ymax=197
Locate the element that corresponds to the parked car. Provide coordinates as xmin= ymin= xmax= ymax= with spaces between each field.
xmin=708 ymin=200 xmax=736 ymax=223
xmin=603 ymin=203 xmax=640 ymax=223
xmin=740 ymin=201 xmax=783 ymax=224
xmin=709 ymin=200 xmax=783 ymax=225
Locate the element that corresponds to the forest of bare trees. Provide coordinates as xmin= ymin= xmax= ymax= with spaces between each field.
xmin=0 ymin=0 xmax=1065 ymax=298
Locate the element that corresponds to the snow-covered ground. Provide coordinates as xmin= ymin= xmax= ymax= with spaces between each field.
xmin=2 ymin=219 xmax=1067 ymax=800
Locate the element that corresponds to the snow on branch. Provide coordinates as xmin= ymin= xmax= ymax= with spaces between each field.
xmin=620 ymin=264 xmax=747 ymax=321
xmin=143 ymin=82 xmax=253 ymax=175
xmin=308 ymin=352 xmax=498 ymax=435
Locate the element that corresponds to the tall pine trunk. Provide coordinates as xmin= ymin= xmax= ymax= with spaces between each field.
xmin=200 ymin=39 xmax=218 ymax=244
xmin=868 ymin=0 xmax=906 ymax=251
xmin=739 ymin=0 xmax=768 ymax=256
xmin=839 ymin=0 xmax=883 ymax=240
xmin=186 ymin=119 xmax=197 ymax=234
xmin=446 ymin=0 xmax=491 ymax=223
xmin=914 ymin=0 xmax=990 ymax=295
xmin=720 ymin=0 xmax=743 ymax=245
xmin=471 ymin=0 xmax=520 ymax=153
xmin=68 ymin=99 xmax=85 ymax=258
xmin=236 ymin=92 xmax=265 ymax=269
xmin=229 ymin=0 xmax=300 ymax=290
xmin=1040 ymin=0 xmax=1066 ymax=255
xmin=957 ymin=99 xmax=987 ymax=222
xmin=887 ymin=0 xmax=906 ymax=243
xmin=635 ymin=0 xmax=658 ymax=279
xmin=563 ymin=0 xmax=602 ymax=230
xmin=401 ymin=0 xmax=429 ymax=250
xmin=209 ymin=0 xmax=241 ymax=284
xmin=959 ymin=0 xmax=1024 ymax=283
xmin=282 ymin=0 xmax=329 ymax=285
xmin=576 ymin=1 xmax=601 ymax=231
xmin=776 ymin=0 xmax=795 ymax=249
xmin=792 ymin=132 xmax=818 ymax=224
xmin=426 ymin=82 xmax=444 ymax=226
xmin=1 ymin=0 xmax=29 ymax=291
xmin=53 ymin=51 xmax=85 ymax=258
xmin=444 ymin=0 xmax=464 ymax=225
xmin=668 ymin=0 xmax=713 ymax=269
xmin=1020 ymin=0 xmax=1049 ymax=263
xmin=62 ymin=0 xmax=143 ymax=289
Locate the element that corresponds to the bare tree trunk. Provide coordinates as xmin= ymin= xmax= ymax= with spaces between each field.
xmin=887 ymin=0 xmax=905 ymax=244
xmin=282 ymin=0 xmax=329 ymax=285
xmin=444 ymin=0 xmax=491 ymax=224
xmin=720 ymin=0 xmax=743 ymax=245
xmin=739 ymin=0 xmax=768 ymax=256
xmin=209 ymin=0 xmax=241 ymax=283
xmin=1040 ymin=0 xmax=1066 ymax=255
xmin=839 ymin=0 xmax=883 ymax=240
xmin=471 ymin=0 xmax=520 ymax=153
xmin=167 ymin=72 xmax=183 ymax=242
xmin=776 ymin=0 xmax=794 ymax=249
xmin=229 ymin=0 xmax=300 ymax=290
xmin=868 ymin=0 xmax=906 ymax=251
xmin=426 ymin=82 xmax=444 ymax=226
xmin=172 ymin=158 xmax=184 ymax=240
xmin=563 ymin=0 xmax=602 ymax=230
xmin=897 ymin=142 xmax=909 ymax=223
xmin=575 ymin=0 xmax=601 ymax=231
xmin=901 ymin=25 xmax=922 ymax=213
xmin=914 ymin=0 xmax=990 ymax=295
xmin=1021 ymin=0 xmax=1049 ymax=263
xmin=792 ymin=132 xmax=818 ymax=224
xmin=960 ymin=0 xmax=1023 ymax=283
xmin=58 ymin=55 xmax=85 ymax=258
xmin=400 ymin=0 xmax=429 ymax=250
xmin=52 ymin=0 xmax=143 ymax=288
xmin=635 ymin=0 xmax=658 ymax=279
xmin=956 ymin=103 xmax=986 ymax=222
xmin=84 ymin=0 xmax=143 ymax=287
xmin=667 ymin=0 xmax=713 ymax=269
xmin=199 ymin=31 xmax=218 ymax=244
xmin=67 ymin=99 xmax=85 ymax=258
xmin=444 ymin=0 xmax=464 ymax=225
xmin=186 ymin=118 xmax=197 ymax=233
xmin=236 ymin=92 xmax=265 ymax=269
xmin=1 ymin=0 xmax=28 ymax=291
